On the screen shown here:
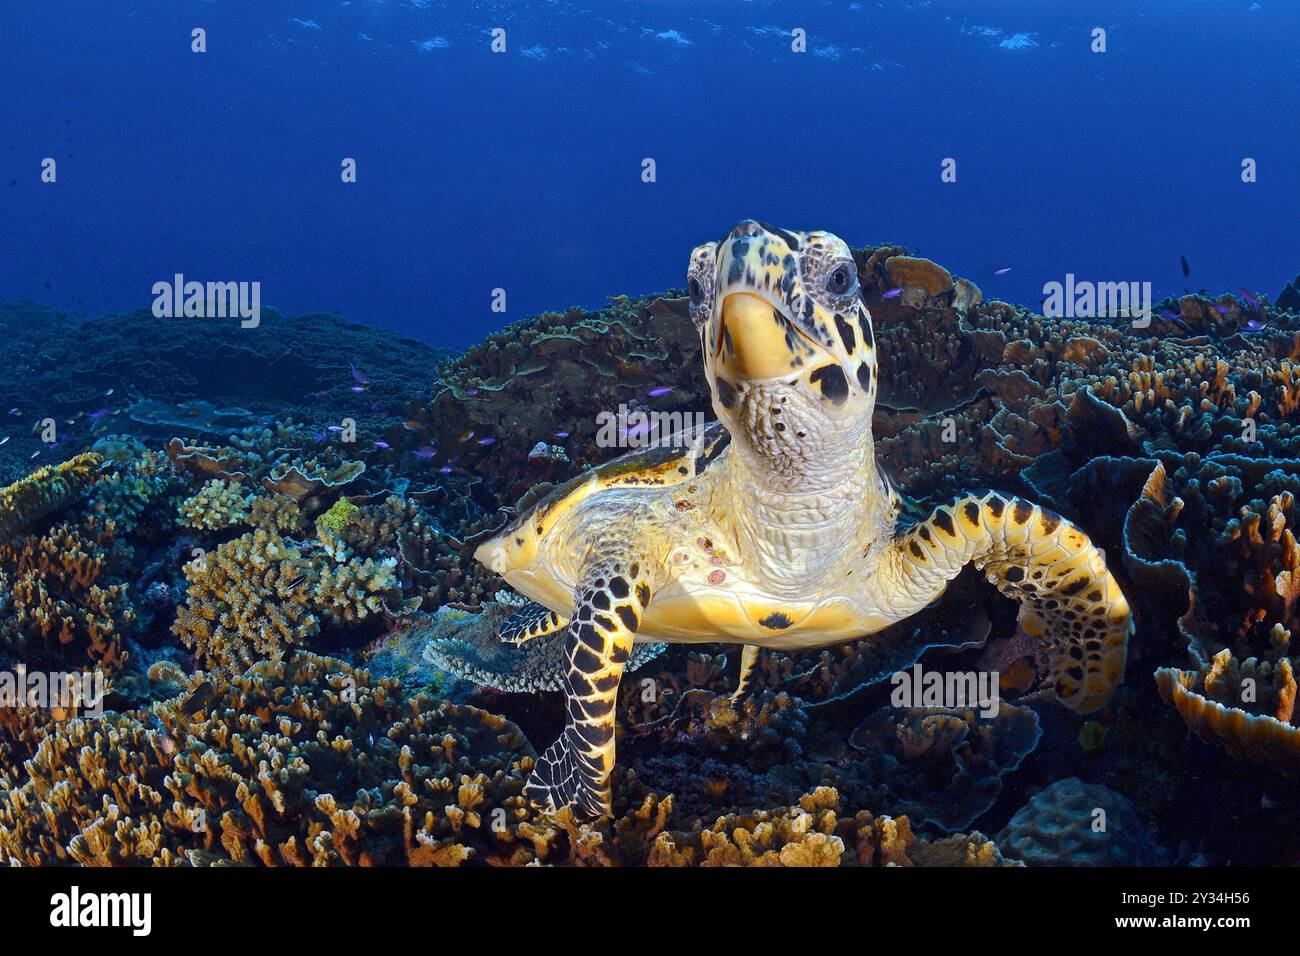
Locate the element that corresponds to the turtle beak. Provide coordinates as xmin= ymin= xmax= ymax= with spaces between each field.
xmin=716 ymin=292 xmax=805 ymax=382
xmin=474 ymin=538 xmax=510 ymax=576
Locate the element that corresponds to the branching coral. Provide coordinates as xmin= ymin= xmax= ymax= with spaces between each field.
xmin=0 ymin=454 xmax=101 ymax=541
xmin=178 ymin=479 xmax=253 ymax=531
xmin=172 ymin=526 xmax=403 ymax=670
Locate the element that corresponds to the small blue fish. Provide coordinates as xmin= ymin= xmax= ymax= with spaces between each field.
xmin=413 ymin=446 xmax=435 ymax=461
xmin=555 ymin=431 xmax=570 ymax=439
xmin=881 ymin=288 xmax=902 ymax=300
xmin=373 ymin=440 xmax=391 ymax=449
xmin=350 ymin=364 xmax=369 ymax=386
xmin=648 ymin=386 xmax=673 ymax=398
xmin=465 ymin=388 xmax=480 ymax=397
xmin=327 ymin=425 xmax=343 ymax=432
xmin=1238 ymin=288 xmax=1262 ymax=310
xmin=438 ymin=465 xmax=453 ymax=474
xmin=350 ymin=386 xmax=366 ymax=393
xmin=1244 ymin=317 xmax=1267 ymax=333
xmin=87 ymin=408 xmax=111 ymax=422
xmin=994 ymin=267 xmax=1011 ymax=276
xmin=477 ymin=436 xmax=495 ymax=446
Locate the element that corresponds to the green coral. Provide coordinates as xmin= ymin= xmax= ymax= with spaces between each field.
xmin=316 ymin=496 xmax=359 ymax=534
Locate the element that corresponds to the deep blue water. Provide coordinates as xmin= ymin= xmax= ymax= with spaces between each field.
xmin=2 ymin=0 xmax=1297 ymax=348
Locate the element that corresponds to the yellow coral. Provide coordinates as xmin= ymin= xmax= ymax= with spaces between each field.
xmin=0 ymin=453 xmax=102 ymax=541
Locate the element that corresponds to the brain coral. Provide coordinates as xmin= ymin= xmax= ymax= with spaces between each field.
xmin=997 ymin=777 xmax=1159 ymax=866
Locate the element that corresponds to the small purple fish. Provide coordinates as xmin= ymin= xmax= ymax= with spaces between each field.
xmin=413 ymin=446 xmax=435 ymax=461
xmin=465 ymin=388 xmax=480 ymax=397
xmin=648 ymin=386 xmax=673 ymax=398
xmin=313 ymin=430 xmax=327 ymax=442
xmin=373 ymin=440 xmax=391 ymax=449
xmin=477 ymin=436 xmax=496 ymax=446
xmin=438 ymin=465 xmax=453 ymax=474
xmin=555 ymin=431 xmax=570 ymax=439
xmin=87 ymin=408 xmax=111 ymax=422
xmin=350 ymin=364 xmax=369 ymax=386
xmin=1244 ymin=317 xmax=1267 ymax=333
xmin=881 ymin=288 xmax=902 ymax=300
xmin=994 ymin=267 xmax=1012 ymax=276
xmin=350 ymin=386 xmax=366 ymax=393
xmin=327 ymin=425 xmax=343 ymax=432
xmin=7 ymin=408 xmax=19 ymax=416
xmin=1238 ymin=288 xmax=1261 ymax=310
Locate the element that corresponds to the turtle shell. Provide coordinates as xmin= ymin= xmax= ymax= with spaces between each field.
xmin=503 ymin=420 xmax=728 ymax=540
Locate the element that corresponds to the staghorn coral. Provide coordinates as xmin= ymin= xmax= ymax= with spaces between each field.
xmin=0 ymin=514 xmax=135 ymax=672
xmin=640 ymin=787 xmax=1012 ymax=868
xmin=0 ymin=652 xmax=536 ymax=866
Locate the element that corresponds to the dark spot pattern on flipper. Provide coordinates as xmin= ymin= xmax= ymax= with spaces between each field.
xmin=759 ymin=611 xmax=793 ymax=629
xmin=525 ymin=544 xmax=653 ymax=819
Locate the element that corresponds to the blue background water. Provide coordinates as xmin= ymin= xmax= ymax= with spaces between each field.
xmin=2 ymin=0 xmax=1296 ymax=348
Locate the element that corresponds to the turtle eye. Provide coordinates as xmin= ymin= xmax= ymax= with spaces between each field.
xmin=826 ymin=263 xmax=856 ymax=296
xmin=688 ymin=276 xmax=704 ymax=305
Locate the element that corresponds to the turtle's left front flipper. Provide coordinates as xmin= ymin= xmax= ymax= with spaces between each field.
xmin=879 ymin=490 xmax=1131 ymax=713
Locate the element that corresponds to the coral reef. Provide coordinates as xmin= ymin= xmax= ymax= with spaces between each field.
xmin=172 ymin=529 xmax=402 ymax=670
xmin=4 ymin=244 xmax=1300 ymax=865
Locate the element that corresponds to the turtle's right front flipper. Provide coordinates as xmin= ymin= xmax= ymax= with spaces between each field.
xmin=878 ymin=490 xmax=1131 ymax=713
xmin=525 ymin=549 xmax=653 ymax=818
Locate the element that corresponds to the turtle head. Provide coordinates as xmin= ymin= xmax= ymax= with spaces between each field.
xmin=689 ymin=221 xmax=878 ymax=482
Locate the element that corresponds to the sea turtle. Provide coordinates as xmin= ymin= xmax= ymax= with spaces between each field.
xmin=475 ymin=220 xmax=1131 ymax=817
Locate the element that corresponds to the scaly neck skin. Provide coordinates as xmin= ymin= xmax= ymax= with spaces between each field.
xmin=714 ymin=424 xmax=888 ymax=594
